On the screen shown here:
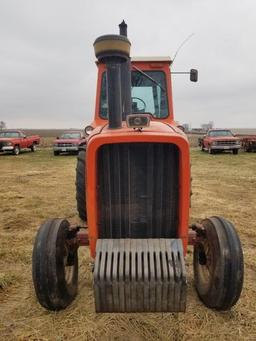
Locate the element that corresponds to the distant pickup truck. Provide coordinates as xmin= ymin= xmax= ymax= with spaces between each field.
xmin=0 ymin=130 xmax=40 ymax=155
xmin=53 ymin=131 xmax=85 ymax=155
xmin=199 ymin=129 xmax=241 ymax=154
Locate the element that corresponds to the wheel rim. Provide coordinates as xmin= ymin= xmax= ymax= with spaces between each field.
xmin=195 ymin=239 xmax=213 ymax=295
xmin=63 ymin=244 xmax=75 ymax=285
xmin=14 ymin=147 xmax=19 ymax=154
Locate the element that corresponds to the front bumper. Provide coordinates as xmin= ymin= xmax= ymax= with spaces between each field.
xmin=0 ymin=146 xmax=14 ymax=151
xmin=211 ymin=144 xmax=241 ymax=150
xmin=53 ymin=146 xmax=79 ymax=152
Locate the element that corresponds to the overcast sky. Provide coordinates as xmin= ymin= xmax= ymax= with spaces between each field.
xmin=1 ymin=0 xmax=256 ymax=129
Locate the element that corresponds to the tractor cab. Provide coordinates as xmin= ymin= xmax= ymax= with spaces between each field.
xmin=92 ymin=57 xmax=174 ymax=128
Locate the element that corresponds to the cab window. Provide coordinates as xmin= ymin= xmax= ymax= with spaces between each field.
xmin=100 ymin=71 xmax=169 ymax=119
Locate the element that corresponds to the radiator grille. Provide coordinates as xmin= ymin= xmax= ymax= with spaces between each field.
xmin=216 ymin=140 xmax=237 ymax=146
xmin=98 ymin=143 xmax=179 ymax=239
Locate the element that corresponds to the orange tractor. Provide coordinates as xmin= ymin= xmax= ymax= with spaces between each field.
xmin=32 ymin=22 xmax=244 ymax=313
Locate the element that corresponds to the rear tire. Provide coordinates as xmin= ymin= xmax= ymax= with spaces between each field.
xmin=193 ymin=216 xmax=244 ymax=310
xmin=76 ymin=150 xmax=87 ymax=221
xmin=31 ymin=143 xmax=37 ymax=152
xmin=32 ymin=219 xmax=78 ymax=311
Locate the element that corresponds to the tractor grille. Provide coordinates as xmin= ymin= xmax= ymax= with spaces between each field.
xmin=98 ymin=143 xmax=179 ymax=239
xmin=216 ymin=140 xmax=237 ymax=146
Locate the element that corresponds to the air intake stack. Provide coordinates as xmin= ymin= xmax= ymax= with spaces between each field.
xmin=94 ymin=29 xmax=131 ymax=129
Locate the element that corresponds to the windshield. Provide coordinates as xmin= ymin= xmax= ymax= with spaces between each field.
xmin=208 ymin=130 xmax=233 ymax=137
xmin=60 ymin=132 xmax=81 ymax=139
xmin=0 ymin=131 xmax=20 ymax=138
xmin=100 ymin=71 xmax=169 ymax=119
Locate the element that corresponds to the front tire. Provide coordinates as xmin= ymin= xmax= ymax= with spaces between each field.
xmin=193 ymin=216 xmax=244 ymax=310
xmin=54 ymin=151 xmax=60 ymax=156
xmin=32 ymin=219 xmax=78 ymax=311
xmin=232 ymin=149 xmax=238 ymax=155
xmin=13 ymin=145 xmax=20 ymax=155
xmin=208 ymin=147 xmax=214 ymax=154
xmin=76 ymin=150 xmax=87 ymax=221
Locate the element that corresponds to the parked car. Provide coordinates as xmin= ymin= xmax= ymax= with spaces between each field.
xmin=53 ymin=131 xmax=85 ymax=155
xmin=0 ymin=130 xmax=40 ymax=155
xmin=200 ymin=129 xmax=241 ymax=154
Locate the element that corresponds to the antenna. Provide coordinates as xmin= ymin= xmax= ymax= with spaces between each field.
xmin=171 ymin=33 xmax=194 ymax=65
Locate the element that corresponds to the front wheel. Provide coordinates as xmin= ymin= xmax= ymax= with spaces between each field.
xmin=232 ymin=149 xmax=238 ymax=155
xmin=13 ymin=145 xmax=20 ymax=155
xmin=32 ymin=219 xmax=78 ymax=311
xmin=208 ymin=147 xmax=214 ymax=154
xmin=193 ymin=216 xmax=244 ymax=310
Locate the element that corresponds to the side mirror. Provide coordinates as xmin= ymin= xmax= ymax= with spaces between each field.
xmin=82 ymin=136 xmax=86 ymax=139
xmin=190 ymin=69 xmax=198 ymax=82
xmin=23 ymin=135 xmax=27 ymax=139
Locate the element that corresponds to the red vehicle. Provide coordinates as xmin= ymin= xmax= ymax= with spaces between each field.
xmin=53 ymin=131 xmax=85 ymax=155
xmin=238 ymin=135 xmax=256 ymax=152
xmin=200 ymin=129 xmax=241 ymax=154
xmin=0 ymin=130 xmax=40 ymax=155
xmin=32 ymin=22 xmax=243 ymax=313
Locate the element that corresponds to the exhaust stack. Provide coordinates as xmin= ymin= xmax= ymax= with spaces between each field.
xmin=119 ymin=21 xmax=132 ymax=119
xmin=94 ymin=32 xmax=131 ymax=129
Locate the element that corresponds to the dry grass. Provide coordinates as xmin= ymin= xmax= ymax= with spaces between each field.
xmin=0 ymin=147 xmax=256 ymax=341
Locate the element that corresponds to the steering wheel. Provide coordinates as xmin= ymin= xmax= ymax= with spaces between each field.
xmin=131 ymin=97 xmax=146 ymax=112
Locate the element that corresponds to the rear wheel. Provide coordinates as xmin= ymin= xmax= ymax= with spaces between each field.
xmin=232 ymin=149 xmax=238 ymax=155
xmin=32 ymin=219 xmax=78 ymax=311
xmin=13 ymin=145 xmax=20 ymax=155
xmin=76 ymin=150 xmax=87 ymax=221
xmin=193 ymin=216 xmax=244 ymax=310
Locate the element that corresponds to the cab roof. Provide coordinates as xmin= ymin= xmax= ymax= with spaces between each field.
xmin=131 ymin=56 xmax=172 ymax=64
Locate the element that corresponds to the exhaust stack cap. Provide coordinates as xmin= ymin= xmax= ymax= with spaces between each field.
xmin=94 ymin=34 xmax=131 ymax=63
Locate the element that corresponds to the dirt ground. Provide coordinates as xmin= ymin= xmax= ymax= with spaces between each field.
xmin=0 ymin=148 xmax=255 ymax=341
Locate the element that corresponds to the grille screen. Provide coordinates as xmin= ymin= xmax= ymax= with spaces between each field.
xmin=98 ymin=143 xmax=179 ymax=238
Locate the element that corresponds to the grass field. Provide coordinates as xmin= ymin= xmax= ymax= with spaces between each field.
xmin=0 ymin=147 xmax=256 ymax=340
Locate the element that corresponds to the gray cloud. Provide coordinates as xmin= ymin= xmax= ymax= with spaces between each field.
xmin=1 ymin=0 xmax=256 ymax=129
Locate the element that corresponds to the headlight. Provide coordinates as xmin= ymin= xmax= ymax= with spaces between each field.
xmin=212 ymin=141 xmax=217 ymax=146
xmin=6 ymin=142 xmax=13 ymax=146
xmin=84 ymin=125 xmax=94 ymax=136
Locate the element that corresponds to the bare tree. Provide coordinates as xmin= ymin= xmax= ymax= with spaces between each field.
xmin=0 ymin=121 xmax=6 ymax=130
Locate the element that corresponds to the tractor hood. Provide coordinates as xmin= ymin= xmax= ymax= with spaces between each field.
xmin=87 ymin=121 xmax=187 ymax=144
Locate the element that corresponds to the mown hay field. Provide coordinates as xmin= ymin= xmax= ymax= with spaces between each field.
xmin=0 ymin=147 xmax=256 ymax=340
